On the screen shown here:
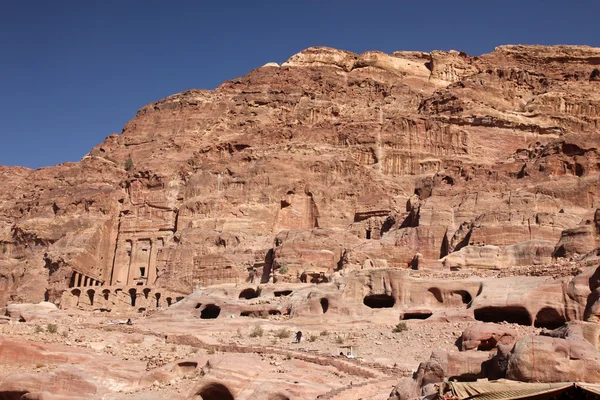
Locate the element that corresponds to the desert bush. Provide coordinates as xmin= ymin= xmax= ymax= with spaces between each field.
xmin=249 ymin=325 xmax=264 ymax=338
xmin=392 ymin=322 xmax=408 ymax=333
xmin=124 ymin=158 xmax=134 ymax=171
xmin=274 ymin=328 xmax=291 ymax=339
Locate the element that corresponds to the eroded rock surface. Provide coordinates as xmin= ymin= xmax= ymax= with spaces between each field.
xmin=3 ymin=44 xmax=600 ymax=399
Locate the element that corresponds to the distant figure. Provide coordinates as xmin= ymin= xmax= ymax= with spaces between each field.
xmin=295 ymin=331 xmax=302 ymax=343
xmin=126 ymin=318 xmax=132 ymax=325
xmin=248 ymin=267 xmax=256 ymax=283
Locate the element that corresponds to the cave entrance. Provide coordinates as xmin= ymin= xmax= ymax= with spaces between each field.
xmin=87 ymin=289 xmax=95 ymax=306
xmin=366 ymin=229 xmax=372 ymax=240
xmin=0 ymin=391 xmax=30 ymax=400
xmin=474 ymin=306 xmax=532 ymax=326
xmin=129 ymin=288 xmax=137 ymax=307
xmin=320 ymin=298 xmax=329 ymax=313
xmin=401 ymin=311 xmax=432 ymax=320
xmin=239 ymin=288 xmax=260 ymax=300
xmin=200 ymin=304 xmax=221 ymax=319
xmin=194 ymin=382 xmax=235 ymax=400
xmin=363 ymin=294 xmax=395 ymax=308
xmin=274 ymin=290 xmax=292 ymax=297
xmin=534 ymin=307 xmax=567 ymax=329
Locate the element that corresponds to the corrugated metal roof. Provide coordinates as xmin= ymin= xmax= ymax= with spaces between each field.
xmin=449 ymin=380 xmax=573 ymax=400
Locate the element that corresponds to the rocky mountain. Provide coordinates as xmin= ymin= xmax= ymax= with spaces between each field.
xmin=3 ymin=44 xmax=600 ymax=399
xmin=2 ymin=45 xmax=600 ymax=306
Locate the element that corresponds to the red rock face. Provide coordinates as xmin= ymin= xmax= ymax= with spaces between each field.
xmin=2 ymin=45 xmax=600 ymax=310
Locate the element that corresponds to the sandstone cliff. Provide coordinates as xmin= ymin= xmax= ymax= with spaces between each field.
xmin=2 ymin=44 xmax=600 ymax=313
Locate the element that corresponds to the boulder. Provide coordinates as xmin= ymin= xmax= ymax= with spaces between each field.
xmin=506 ymin=335 xmax=600 ymax=383
xmin=460 ymin=323 xmax=518 ymax=351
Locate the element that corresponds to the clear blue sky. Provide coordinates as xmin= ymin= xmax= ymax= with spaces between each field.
xmin=2 ymin=0 xmax=599 ymax=168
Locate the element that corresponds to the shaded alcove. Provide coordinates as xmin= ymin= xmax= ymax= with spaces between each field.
xmin=454 ymin=290 xmax=472 ymax=305
xmin=401 ymin=311 xmax=432 ymax=320
xmin=274 ymin=290 xmax=292 ymax=297
xmin=474 ymin=306 xmax=532 ymax=326
xmin=200 ymin=304 xmax=221 ymax=319
xmin=175 ymin=361 xmax=198 ymax=375
xmin=268 ymin=394 xmax=291 ymax=400
xmin=320 ymin=298 xmax=329 ymax=313
xmin=87 ymin=289 xmax=95 ymax=306
xmin=363 ymin=294 xmax=395 ymax=308
xmin=534 ymin=307 xmax=567 ymax=329
xmin=194 ymin=382 xmax=235 ymax=400
xmin=239 ymin=288 xmax=260 ymax=300
xmin=129 ymin=288 xmax=137 ymax=307
xmin=0 ymin=391 xmax=30 ymax=400
xmin=155 ymin=293 xmax=161 ymax=307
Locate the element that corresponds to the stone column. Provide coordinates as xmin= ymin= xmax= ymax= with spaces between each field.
xmin=126 ymin=240 xmax=137 ymax=286
xmin=147 ymin=238 xmax=159 ymax=285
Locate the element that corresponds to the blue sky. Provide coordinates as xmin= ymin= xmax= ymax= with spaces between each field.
xmin=1 ymin=1 xmax=599 ymax=168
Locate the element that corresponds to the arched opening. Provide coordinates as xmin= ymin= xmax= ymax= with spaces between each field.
xmin=401 ymin=311 xmax=432 ymax=320
xmin=138 ymin=307 xmax=146 ymax=313
xmin=428 ymin=287 xmax=444 ymax=303
xmin=102 ymin=289 xmax=110 ymax=301
xmin=453 ymin=290 xmax=472 ymax=304
xmin=320 ymin=298 xmax=329 ymax=313
xmin=200 ymin=304 xmax=221 ymax=319
xmin=534 ymin=307 xmax=566 ymax=329
xmin=166 ymin=297 xmax=172 ymax=307
xmin=194 ymin=382 xmax=234 ymax=400
xmin=274 ymin=290 xmax=292 ymax=297
xmin=129 ymin=289 xmax=137 ymax=307
xmin=239 ymin=288 xmax=259 ymax=299
xmin=87 ymin=289 xmax=95 ymax=306
xmin=0 ymin=391 xmax=30 ymax=400
xmin=143 ymin=288 xmax=151 ymax=299
xmin=268 ymin=394 xmax=290 ymax=400
xmin=268 ymin=310 xmax=281 ymax=315
xmin=155 ymin=293 xmax=161 ymax=307
xmin=71 ymin=288 xmax=81 ymax=297
xmin=474 ymin=306 xmax=532 ymax=326
xmin=363 ymin=294 xmax=395 ymax=308
xmin=442 ymin=176 xmax=455 ymax=185
xmin=366 ymin=229 xmax=372 ymax=240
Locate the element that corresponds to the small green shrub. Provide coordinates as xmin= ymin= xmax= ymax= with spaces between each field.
xmin=249 ymin=325 xmax=264 ymax=338
xmin=308 ymin=334 xmax=318 ymax=342
xmin=392 ymin=322 xmax=408 ymax=333
xmin=320 ymin=330 xmax=329 ymax=336
xmin=46 ymin=323 xmax=58 ymax=333
xmin=1 ymin=245 xmax=6 ymax=254
xmin=274 ymin=328 xmax=291 ymax=339
xmin=34 ymin=325 xmax=44 ymax=333
xmin=124 ymin=158 xmax=134 ymax=171
xmin=278 ymin=266 xmax=288 ymax=275
xmin=335 ymin=335 xmax=344 ymax=344
xmin=207 ymin=348 xmax=215 ymax=355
